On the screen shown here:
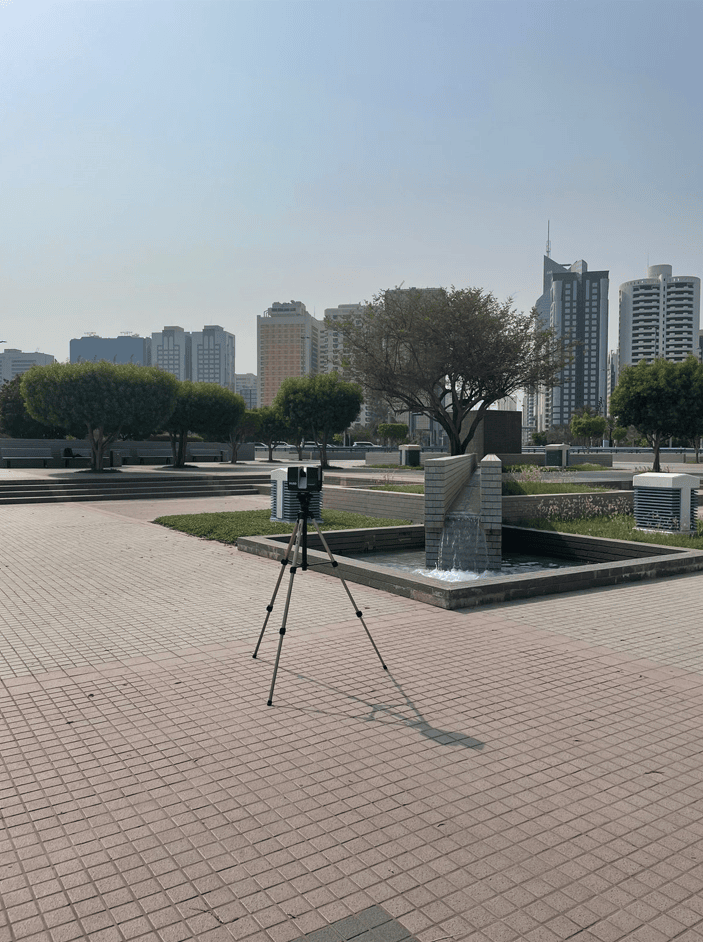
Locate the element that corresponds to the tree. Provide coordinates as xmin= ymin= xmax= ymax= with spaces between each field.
xmin=21 ymin=362 xmax=178 ymax=472
xmin=163 ymin=382 xmax=242 ymax=467
xmin=196 ymin=388 xmax=247 ymax=464
xmin=672 ymin=355 xmax=703 ymax=463
xmin=334 ymin=286 xmax=569 ymax=456
xmin=253 ymin=406 xmax=290 ymax=462
xmin=0 ymin=375 xmax=69 ymax=439
xmin=227 ymin=409 xmax=260 ymax=464
xmin=530 ymin=431 xmax=548 ymax=446
xmin=274 ymin=372 xmax=363 ymax=468
xmin=377 ymin=422 xmax=408 ymax=448
xmin=609 ymin=357 xmax=703 ymax=472
xmin=570 ymin=410 xmax=607 ymax=447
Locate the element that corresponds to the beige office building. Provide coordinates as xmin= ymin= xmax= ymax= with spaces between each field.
xmin=257 ymin=301 xmax=323 ymax=406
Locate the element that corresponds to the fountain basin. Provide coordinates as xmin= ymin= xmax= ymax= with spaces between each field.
xmin=237 ymin=525 xmax=703 ymax=610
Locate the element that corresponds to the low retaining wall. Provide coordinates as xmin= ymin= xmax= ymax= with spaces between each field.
xmin=502 ymin=490 xmax=633 ymax=524
xmin=322 ymin=480 xmax=633 ymax=526
xmin=365 ymin=451 xmax=445 ymax=466
xmin=322 ymin=485 xmax=424 ymax=523
xmin=500 ymin=452 xmax=614 ymax=468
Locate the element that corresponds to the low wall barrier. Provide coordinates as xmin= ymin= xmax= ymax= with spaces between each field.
xmin=322 ymin=485 xmax=424 ymax=523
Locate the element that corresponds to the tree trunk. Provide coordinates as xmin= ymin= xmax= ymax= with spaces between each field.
xmin=652 ymin=435 xmax=662 ymax=473
xmin=170 ymin=431 xmax=188 ymax=467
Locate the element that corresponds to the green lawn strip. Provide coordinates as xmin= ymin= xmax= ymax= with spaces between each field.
xmin=369 ymin=484 xmax=425 ymax=494
xmin=154 ymin=509 xmax=412 ymax=544
xmin=503 ymin=463 xmax=608 ymax=474
xmin=522 ymin=513 xmax=703 ymax=550
xmin=502 ymin=481 xmax=612 ymax=496
xmin=366 ymin=481 xmax=611 ymax=496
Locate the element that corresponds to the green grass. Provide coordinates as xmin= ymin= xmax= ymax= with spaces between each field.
xmin=524 ymin=513 xmax=703 ymax=550
xmin=503 ymin=462 xmax=607 ymax=474
xmin=366 ymin=464 xmax=424 ymax=471
xmin=370 ymin=484 xmax=424 ymax=494
xmin=367 ymin=481 xmax=611 ymax=496
xmin=153 ymin=509 xmax=412 ymax=544
xmin=502 ymin=481 xmax=611 ymax=496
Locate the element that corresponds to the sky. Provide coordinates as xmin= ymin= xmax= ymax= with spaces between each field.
xmin=2 ymin=0 xmax=702 ymax=374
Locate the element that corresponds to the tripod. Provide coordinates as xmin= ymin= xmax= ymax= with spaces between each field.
xmin=252 ymin=489 xmax=388 ymax=705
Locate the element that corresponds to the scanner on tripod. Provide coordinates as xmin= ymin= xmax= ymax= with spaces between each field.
xmin=253 ymin=464 xmax=388 ymax=705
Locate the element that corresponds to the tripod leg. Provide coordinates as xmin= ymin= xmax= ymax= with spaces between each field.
xmin=252 ymin=521 xmax=301 ymax=659
xmin=309 ymin=520 xmax=388 ymax=671
xmin=267 ymin=521 xmax=304 ymax=706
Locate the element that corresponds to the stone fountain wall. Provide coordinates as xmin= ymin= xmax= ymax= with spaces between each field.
xmin=424 ymin=453 xmax=477 ymax=567
xmin=424 ymin=453 xmax=502 ymax=570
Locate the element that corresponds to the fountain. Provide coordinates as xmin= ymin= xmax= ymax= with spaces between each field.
xmin=426 ymin=453 xmax=502 ymax=573
xmin=238 ymin=453 xmax=703 ymax=609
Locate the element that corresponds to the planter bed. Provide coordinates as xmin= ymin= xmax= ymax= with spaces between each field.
xmin=237 ymin=524 xmax=703 ymax=610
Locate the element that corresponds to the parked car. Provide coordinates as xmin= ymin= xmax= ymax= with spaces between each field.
xmin=352 ymin=441 xmax=377 ymax=448
xmin=301 ymin=441 xmax=320 ymax=449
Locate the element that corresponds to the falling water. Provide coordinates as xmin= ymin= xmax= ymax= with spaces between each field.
xmin=437 ymin=511 xmax=494 ymax=573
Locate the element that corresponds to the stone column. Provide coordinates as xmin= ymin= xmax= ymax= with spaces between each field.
xmin=480 ymin=454 xmax=502 ymax=569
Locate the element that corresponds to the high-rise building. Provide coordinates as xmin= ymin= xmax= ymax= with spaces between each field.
xmin=256 ymin=301 xmax=323 ymax=406
xmin=0 ymin=349 xmax=55 ymax=383
xmin=235 ymin=373 xmax=258 ymax=409
xmin=320 ymin=304 xmax=364 ymax=374
xmin=619 ymin=265 xmax=701 ymax=368
xmin=151 ymin=326 xmax=192 ymax=381
xmin=191 ymin=325 xmax=235 ymax=389
xmin=532 ymin=256 xmax=609 ymax=430
xmin=70 ymin=333 xmax=151 ymax=365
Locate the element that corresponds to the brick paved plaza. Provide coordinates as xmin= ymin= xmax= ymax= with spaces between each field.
xmin=2 ymin=493 xmax=703 ymax=942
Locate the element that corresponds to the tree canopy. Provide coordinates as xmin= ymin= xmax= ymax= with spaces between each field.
xmin=0 ymin=375 xmax=69 ymax=439
xmin=333 ymin=286 xmax=569 ymax=456
xmin=273 ymin=372 xmax=363 ymax=467
xmin=196 ymin=388 xmax=247 ymax=463
xmin=377 ymin=422 xmax=408 ymax=447
xmin=570 ymin=410 xmax=607 ymax=446
xmin=253 ymin=406 xmax=290 ymax=462
xmin=21 ymin=362 xmax=179 ymax=471
xmin=163 ymin=382 xmax=243 ymax=467
xmin=609 ymin=356 xmax=703 ymax=471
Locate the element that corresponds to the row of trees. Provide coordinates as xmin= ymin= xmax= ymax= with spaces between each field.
xmin=4 ymin=362 xmax=364 ymax=472
xmin=533 ymin=357 xmax=703 ymax=472
xmin=610 ymin=356 xmax=703 ymax=471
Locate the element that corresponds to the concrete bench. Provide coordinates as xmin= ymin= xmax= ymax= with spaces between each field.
xmin=62 ymin=448 xmax=114 ymax=468
xmin=187 ymin=446 xmax=226 ymax=462
xmin=1 ymin=447 xmax=53 ymax=468
xmin=134 ymin=451 xmax=172 ymax=465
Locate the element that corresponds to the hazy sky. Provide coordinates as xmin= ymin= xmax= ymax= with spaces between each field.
xmin=2 ymin=0 xmax=701 ymax=373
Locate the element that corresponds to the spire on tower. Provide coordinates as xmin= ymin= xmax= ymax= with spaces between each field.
xmin=546 ymin=221 xmax=551 ymax=258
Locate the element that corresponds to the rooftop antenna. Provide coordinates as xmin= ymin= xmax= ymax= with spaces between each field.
xmin=546 ymin=221 xmax=551 ymax=258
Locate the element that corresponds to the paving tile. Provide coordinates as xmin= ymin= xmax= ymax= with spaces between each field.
xmin=3 ymin=497 xmax=703 ymax=942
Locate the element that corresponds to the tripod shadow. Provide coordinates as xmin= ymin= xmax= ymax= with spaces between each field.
xmin=365 ymin=671 xmax=484 ymax=751
xmin=268 ymin=663 xmax=484 ymax=751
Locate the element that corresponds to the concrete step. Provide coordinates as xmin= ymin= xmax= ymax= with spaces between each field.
xmin=0 ymin=476 xmax=269 ymax=505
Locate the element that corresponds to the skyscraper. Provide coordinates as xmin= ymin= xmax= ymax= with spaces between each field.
xmin=70 ymin=333 xmax=151 ymax=365
xmin=619 ymin=265 xmax=701 ymax=368
xmin=532 ymin=256 xmax=609 ymax=430
xmin=191 ymin=325 xmax=235 ymax=389
xmin=256 ymin=301 xmax=323 ymax=406
xmin=151 ymin=326 xmax=192 ymax=381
